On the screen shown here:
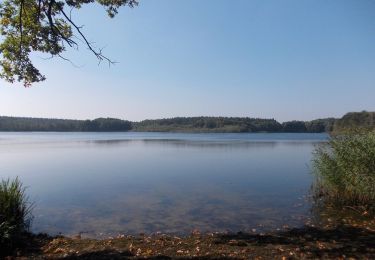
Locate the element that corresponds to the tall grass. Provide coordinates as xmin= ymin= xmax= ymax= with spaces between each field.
xmin=0 ymin=177 xmax=33 ymax=253
xmin=313 ymin=131 xmax=375 ymax=212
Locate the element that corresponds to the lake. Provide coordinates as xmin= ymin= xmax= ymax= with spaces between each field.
xmin=0 ymin=132 xmax=328 ymax=237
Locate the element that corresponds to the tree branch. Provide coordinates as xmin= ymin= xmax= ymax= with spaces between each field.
xmin=45 ymin=0 xmax=76 ymax=48
xmin=19 ymin=0 xmax=24 ymax=55
xmin=37 ymin=0 xmax=41 ymax=22
xmin=57 ymin=53 xmax=83 ymax=68
xmin=57 ymin=4 xmax=116 ymax=65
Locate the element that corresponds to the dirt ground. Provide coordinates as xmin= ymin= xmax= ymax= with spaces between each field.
xmin=5 ymin=222 xmax=374 ymax=260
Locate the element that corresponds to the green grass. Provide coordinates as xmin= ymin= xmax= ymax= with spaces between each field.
xmin=313 ymin=131 xmax=375 ymax=212
xmin=0 ymin=177 xmax=33 ymax=254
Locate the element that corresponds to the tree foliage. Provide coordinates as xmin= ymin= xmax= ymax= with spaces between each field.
xmin=0 ymin=116 xmax=132 ymax=131
xmin=134 ymin=117 xmax=335 ymax=133
xmin=0 ymin=113 xmax=372 ymax=133
xmin=0 ymin=0 xmax=138 ymax=86
xmin=134 ymin=117 xmax=284 ymax=133
xmin=333 ymin=111 xmax=375 ymax=134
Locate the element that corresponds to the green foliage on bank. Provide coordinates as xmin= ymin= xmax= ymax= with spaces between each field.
xmin=134 ymin=117 xmax=335 ymax=133
xmin=134 ymin=117 xmax=283 ymax=133
xmin=0 ymin=177 xmax=33 ymax=254
xmin=313 ymin=130 xmax=375 ymax=212
xmin=332 ymin=111 xmax=375 ymax=134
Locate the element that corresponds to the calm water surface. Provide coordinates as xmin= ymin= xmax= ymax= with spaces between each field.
xmin=0 ymin=132 xmax=328 ymax=237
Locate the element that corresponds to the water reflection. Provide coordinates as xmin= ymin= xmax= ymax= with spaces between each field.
xmin=0 ymin=132 xmax=327 ymax=237
xmin=86 ymin=139 xmax=281 ymax=149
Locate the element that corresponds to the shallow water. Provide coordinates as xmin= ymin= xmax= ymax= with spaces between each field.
xmin=0 ymin=132 xmax=328 ymax=237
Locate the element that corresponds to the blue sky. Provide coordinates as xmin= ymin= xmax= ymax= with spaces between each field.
xmin=1 ymin=0 xmax=374 ymax=122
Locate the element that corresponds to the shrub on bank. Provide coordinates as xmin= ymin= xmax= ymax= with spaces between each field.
xmin=313 ymin=131 xmax=375 ymax=212
xmin=0 ymin=177 xmax=33 ymax=254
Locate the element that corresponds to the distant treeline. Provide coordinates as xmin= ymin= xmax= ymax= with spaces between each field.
xmin=133 ymin=117 xmax=335 ymax=133
xmin=0 ymin=111 xmax=374 ymax=133
xmin=0 ymin=117 xmax=132 ymax=132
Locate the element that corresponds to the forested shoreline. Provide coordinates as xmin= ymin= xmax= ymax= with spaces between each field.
xmin=0 ymin=117 xmax=132 ymax=132
xmin=0 ymin=111 xmax=373 ymax=133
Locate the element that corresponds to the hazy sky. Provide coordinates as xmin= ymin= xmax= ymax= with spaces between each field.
xmin=1 ymin=0 xmax=374 ymax=122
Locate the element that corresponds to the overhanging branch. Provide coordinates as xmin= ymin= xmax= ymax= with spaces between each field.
xmin=57 ymin=2 xmax=116 ymax=65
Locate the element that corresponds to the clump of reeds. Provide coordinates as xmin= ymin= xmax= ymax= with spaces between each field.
xmin=312 ymin=130 xmax=375 ymax=213
xmin=0 ymin=177 xmax=33 ymax=254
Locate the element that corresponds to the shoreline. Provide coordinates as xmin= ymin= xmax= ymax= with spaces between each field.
xmin=10 ymin=222 xmax=375 ymax=259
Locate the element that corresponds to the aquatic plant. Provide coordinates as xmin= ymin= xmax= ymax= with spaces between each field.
xmin=0 ymin=177 xmax=33 ymax=254
xmin=313 ymin=131 xmax=375 ymax=212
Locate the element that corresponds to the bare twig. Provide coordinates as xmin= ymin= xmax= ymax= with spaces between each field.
xmin=57 ymin=54 xmax=84 ymax=68
xmin=344 ymin=206 xmax=365 ymax=214
xmin=57 ymin=4 xmax=116 ymax=65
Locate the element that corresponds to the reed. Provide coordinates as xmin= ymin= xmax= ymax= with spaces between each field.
xmin=313 ymin=131 xmax=375 ymax=212
xmin=0 ymin=177 xmax=33 ymax=253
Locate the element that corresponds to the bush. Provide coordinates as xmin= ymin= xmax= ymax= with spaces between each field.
xmin=0 ymin=177 xmax=33 ymax=254
xmin=312 ymin=131 xmax=375 ymax=212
